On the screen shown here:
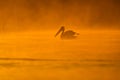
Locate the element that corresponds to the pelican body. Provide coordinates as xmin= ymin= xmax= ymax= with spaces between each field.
xmin=55 ymin=26 xmax=79 ymax=39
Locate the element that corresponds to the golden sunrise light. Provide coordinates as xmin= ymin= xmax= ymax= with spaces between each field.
xmin=0 ymin=0 xmax=120 ymax=80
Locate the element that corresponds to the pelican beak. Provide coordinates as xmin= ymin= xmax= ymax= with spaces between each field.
xmin=55 ymin=27 xmax=64 ymax=37
xmin=55 ymin=30 xmax=60 ymax=37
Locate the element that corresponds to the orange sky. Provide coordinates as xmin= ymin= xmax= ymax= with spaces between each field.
xmin=0 ymin=0 xmax=120 ymax=31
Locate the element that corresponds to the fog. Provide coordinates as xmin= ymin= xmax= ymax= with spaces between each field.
xmin=0 ymin=30 xmax=120 ymax=80
xmin=0 ymin=0 xmax=120 ymax=31
xmin=0 ymin=1 xmax=120 ymax=80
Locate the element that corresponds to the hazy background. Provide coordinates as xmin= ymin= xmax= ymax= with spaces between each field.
xmin=0 ymin=0 xmax=120 ymax=32
xmin=0 ymin=0 xmax=120 ymax=80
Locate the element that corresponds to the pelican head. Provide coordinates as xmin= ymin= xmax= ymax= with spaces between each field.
xmin=55 ymin=26 xmax=79 ymax=39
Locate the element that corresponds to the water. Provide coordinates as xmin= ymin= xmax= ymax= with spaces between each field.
xmin=0 ymin=30 xmax=120 ymax=80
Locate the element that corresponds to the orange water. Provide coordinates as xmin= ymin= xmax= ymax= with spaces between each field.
xmin=0 ymin=29 xmax=120 ymax=80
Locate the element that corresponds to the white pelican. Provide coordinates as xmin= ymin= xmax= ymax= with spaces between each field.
xmin=55 ymin=26 xmax=79 ymax=39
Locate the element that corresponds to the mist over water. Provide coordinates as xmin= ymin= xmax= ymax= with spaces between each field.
xmin=0 ymin=0 xmax=120 ymax=80
xmin=0 ymin=30 xmax=119 ymax=59
xmin=0 ymin=29 xmax=120 ymax=80
xmin=0 ymin=0 xmax=120 ymax=31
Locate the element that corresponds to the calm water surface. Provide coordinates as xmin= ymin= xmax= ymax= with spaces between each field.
xmin=0 ymin=30 xmax=120 ymax=80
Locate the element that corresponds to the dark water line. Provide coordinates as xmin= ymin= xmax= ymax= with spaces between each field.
xmin=0 ymin=58 xmax=119 ymax=62
xmin=0 ymin=62 xmax=119 ymax=68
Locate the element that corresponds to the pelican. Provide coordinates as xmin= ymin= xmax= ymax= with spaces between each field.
xmin=55 ymin=26 xmax=79 ymax=39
